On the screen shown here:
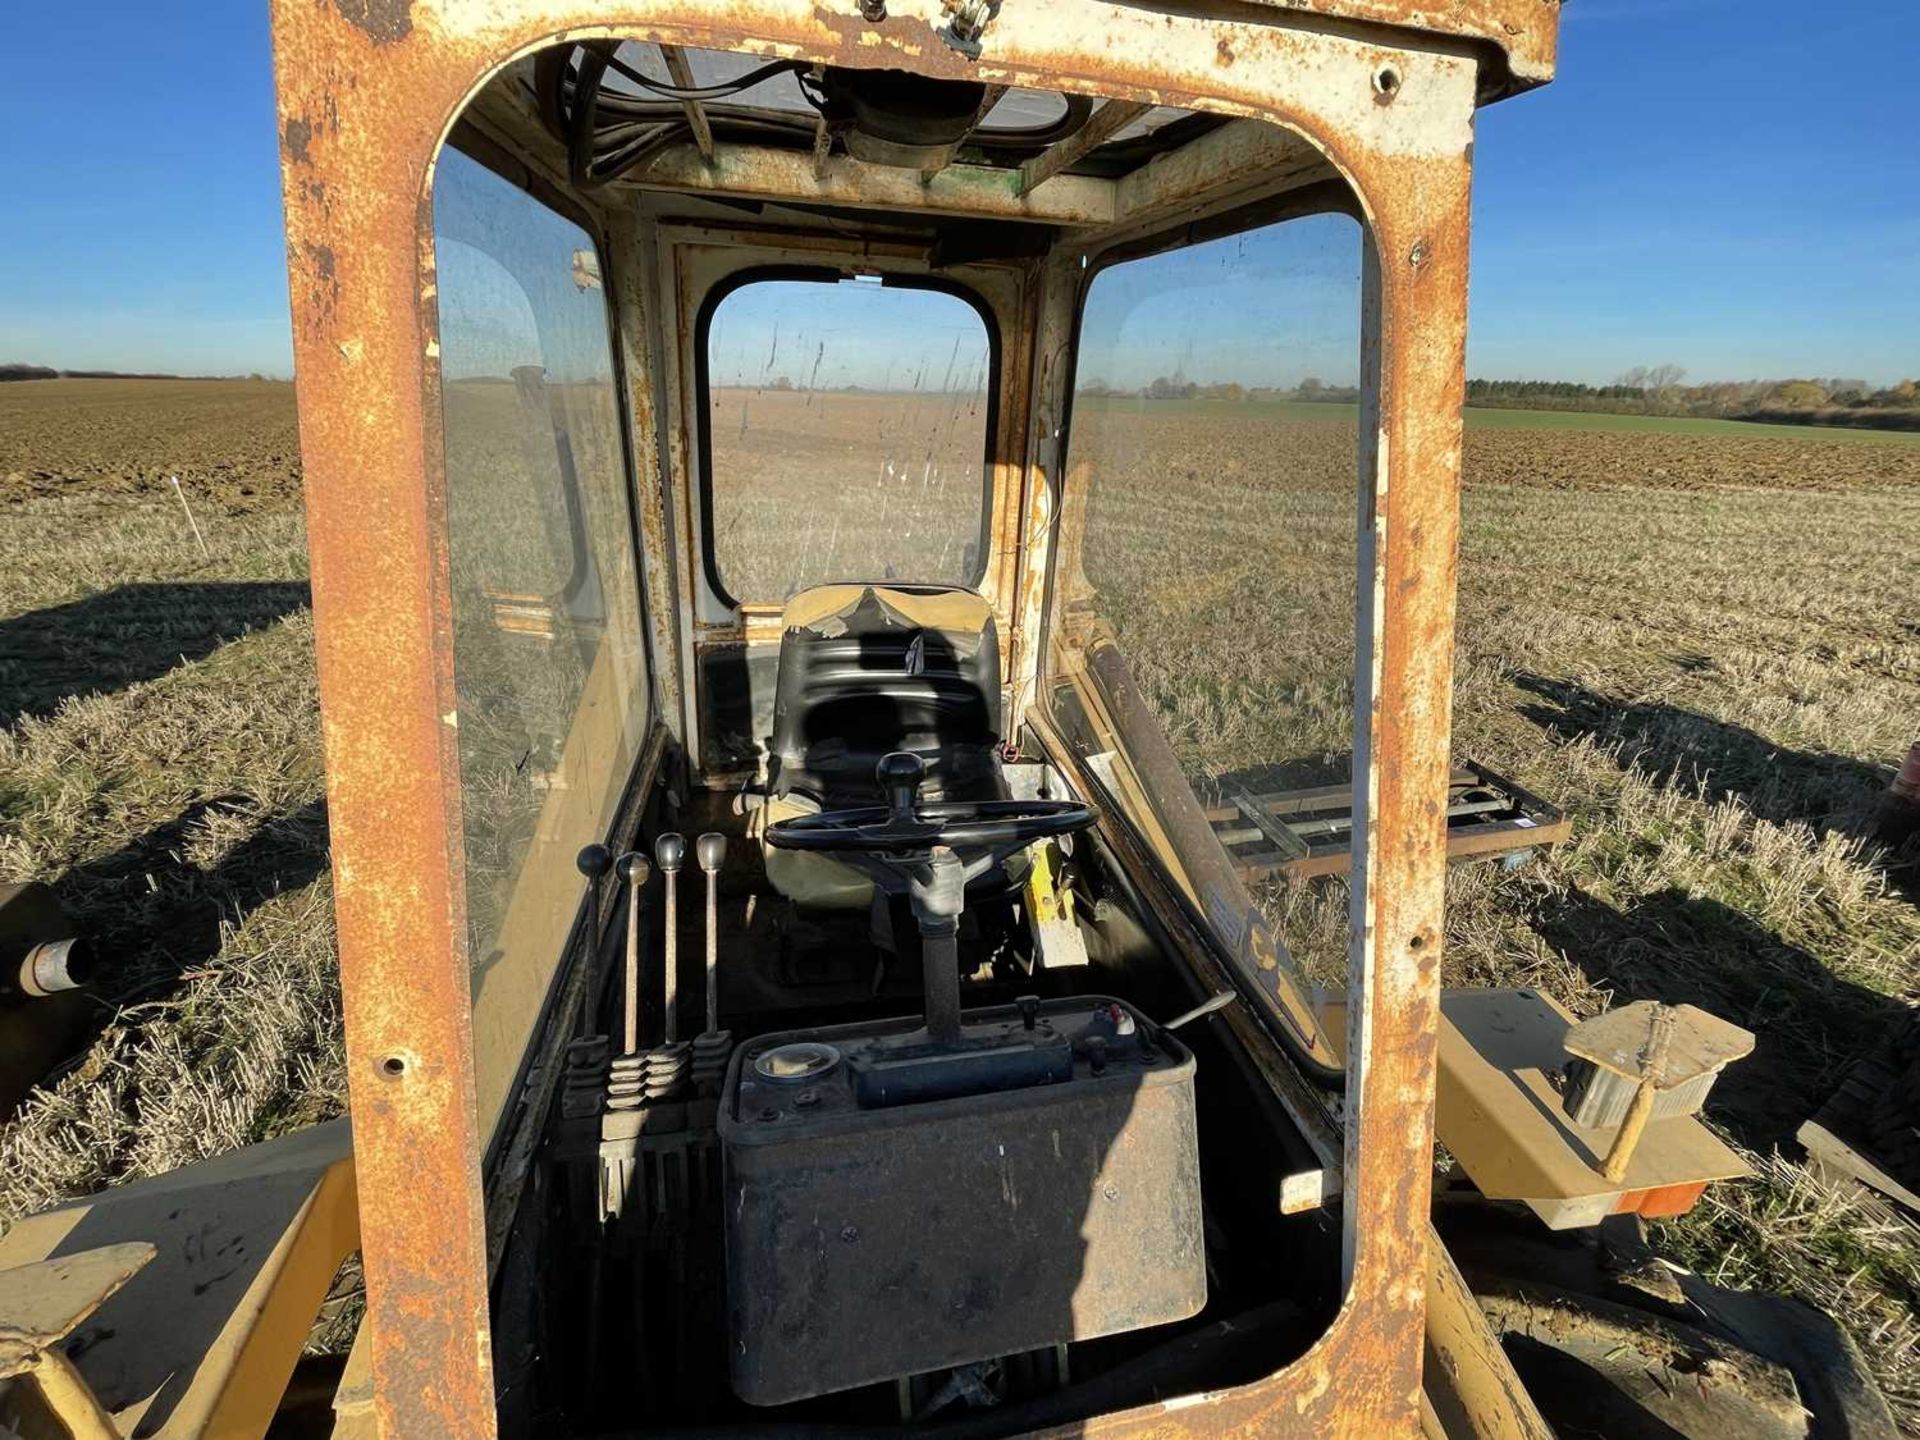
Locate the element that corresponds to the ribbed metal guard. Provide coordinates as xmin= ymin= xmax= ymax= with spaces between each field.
xmin=1563 ymin=1058 xmax=1718 ymax=1129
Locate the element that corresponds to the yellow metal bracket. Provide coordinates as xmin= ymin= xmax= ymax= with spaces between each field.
xmin=0 ymin=1242 xmax=154 ymax=1440
xmin=0 ymin=1120 xmax=357 ymax=1438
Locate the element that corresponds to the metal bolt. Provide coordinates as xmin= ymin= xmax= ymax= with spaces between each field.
xmin=1409 ymin=240 xmax=1430 ymax=269
xmin=841 ymin=1225 xmax=860 ymax=1243
xmin=759 ymin=1107 xmax=779 ymax=1122
xmin=796 ymin=1089 xmax=820 ymax=1109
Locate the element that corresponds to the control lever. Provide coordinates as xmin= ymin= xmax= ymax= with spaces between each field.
xmin=1163 ymin=991 xmax=1237 ymax=1032
xmin=614 ymin=851 xmax=650 ymax=1055
xmin=696 ymin=833 xmax=726 ymax=1035
xmin=653 ymin=834 xmax=686 ymax=1043
xmin=691 ymin=834 xmax=734 ymax=1096
xmin=574 ymin=844 xmax=613 ymax=1028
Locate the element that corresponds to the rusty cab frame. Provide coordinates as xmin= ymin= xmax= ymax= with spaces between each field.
xmin=267 ymin=2 xmax=1564 ymax=1436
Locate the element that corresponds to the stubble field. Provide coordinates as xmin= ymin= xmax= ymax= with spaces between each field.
xmin=3 ymin=378 xmax=1917 ymax=1422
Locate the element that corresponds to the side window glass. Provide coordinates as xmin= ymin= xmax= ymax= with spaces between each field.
xmin=434 ymin=148 xmax=651 ymax=1123
xmin=1046 ymin=214 xmax=1364 ymax=1064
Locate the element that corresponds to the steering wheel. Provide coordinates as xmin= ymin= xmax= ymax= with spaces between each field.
xmin=768 ymin=753 xmax=1094 ymax=1046
xmin=765 ymin=752 xmax=1095 ymax=859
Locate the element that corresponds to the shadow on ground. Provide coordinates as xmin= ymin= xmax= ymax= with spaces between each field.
xmin=1513 ymin=671 xmax=1915 ymax=896
xmin=1534 ymin=886 xmax=1903 ymax=1152
xmin=52 ymin=795 xmax=330 ymax=1007
xmin=0 ymin=580 xmax=310 ymax=729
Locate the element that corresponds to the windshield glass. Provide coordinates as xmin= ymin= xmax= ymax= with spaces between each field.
xmin=703 ymin=276 xmax=991 ymax=601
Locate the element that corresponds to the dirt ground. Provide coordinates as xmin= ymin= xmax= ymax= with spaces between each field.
xmin=2 ymin=378 xmax=1916 ymax=1424
xmin=0 ymin=377 xmax=303 ymax=510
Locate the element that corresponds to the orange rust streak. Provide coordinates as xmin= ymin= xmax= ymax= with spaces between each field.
xmin=270 ymin=5 xmax=495 ymax=1437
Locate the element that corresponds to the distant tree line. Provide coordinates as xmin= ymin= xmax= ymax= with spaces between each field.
xmin=1073 ymin=366 xmax=1917 ymax=432
xmin=1466 ymin=368 xmax=1920 ymax=431
xmin=0 ymin=363 xmax=275 ymax=383
xmin=1079 ymin=375 xmax=1362 ymax=404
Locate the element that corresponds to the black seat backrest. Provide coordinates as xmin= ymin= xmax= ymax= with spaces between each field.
xmin=767 ymin=584 xmax=1003 ymax=807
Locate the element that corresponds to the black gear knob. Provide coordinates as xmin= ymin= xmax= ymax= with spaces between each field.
xmin=615 ymin=850 xmax=650 ymax=887
xmin=576 ymin=843 xmax=613 ymax=879
xmin=876 ymin=751 xmax=926 ymax=820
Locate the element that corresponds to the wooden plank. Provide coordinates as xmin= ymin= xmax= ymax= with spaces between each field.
xmin=1017 ymin=101 xmax=1152 ymax=195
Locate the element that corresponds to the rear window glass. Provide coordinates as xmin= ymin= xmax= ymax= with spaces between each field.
xmin=703 ymin=276 xmax=992 ymax=602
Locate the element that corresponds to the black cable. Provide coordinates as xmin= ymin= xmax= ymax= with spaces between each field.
xmin=603 ymin=50 xmax=810 ymax=102
xmin=536 ymin=41 xmax=1107 ymax=190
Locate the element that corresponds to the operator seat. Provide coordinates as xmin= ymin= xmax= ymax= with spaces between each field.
xmin=753 ymin=583 xmax=1009 ymax=909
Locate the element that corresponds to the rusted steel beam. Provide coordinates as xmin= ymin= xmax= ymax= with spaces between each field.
xmin=627 ymin=140 xmax=1114 ymax=225
xmin=1109 ymin=118 xmax=1333 ymax=240
xmin=271 ymin=5 xmax=500 ymax=1433
xmin=658 ymin=45 xmax=716 ymax=162
xmin=1017 ymin=100 xmax=1151 ymax=195
xmin=1247 ymin=0 xmax=1559 ymax=89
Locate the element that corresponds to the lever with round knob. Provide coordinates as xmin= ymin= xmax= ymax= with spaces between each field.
xmin=574 ymin=844 xmax=614 ymax=1031
xmin=696 ymin=833 xmax=727 ymax=1036
xmin=654 ymin=833 xmax=686 ymax=1044
xmin=614 ymin=850 xmax=650 ymax=1056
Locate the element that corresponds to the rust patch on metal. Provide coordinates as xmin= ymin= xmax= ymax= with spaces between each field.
xmin=334 ymin=0 xmax=412 ymax=45
xmin=284 ymin=116 xmax=313 ymax=165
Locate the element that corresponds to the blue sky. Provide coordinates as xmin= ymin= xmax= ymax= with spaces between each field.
xmin=1 ymin=1 xmax=1914 ymax=385
xmin=710 ymin=280 xmax=990 ymax=392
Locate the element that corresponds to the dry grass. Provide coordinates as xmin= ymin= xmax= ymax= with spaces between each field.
xmin=0 ymin=408 xmax=342 ymax=1225
xmin=3 ymin=379 xmax=1917 ymax=1424
xmin=1073 ymin=400 xmax=1920 ymax=1427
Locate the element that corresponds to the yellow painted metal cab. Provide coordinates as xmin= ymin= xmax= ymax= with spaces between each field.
xmin=13 ymin=4 xmax=1870 ymax=1439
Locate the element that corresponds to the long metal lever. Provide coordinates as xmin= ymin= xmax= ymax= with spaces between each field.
xmin=614 ymin=851 xmax=650 ymax=1055
xmin=1164 ymin=991 xmax=1237 ymax=1032
xmin=574 ymin=844 xmax=613 ymax=1029
xmin=696 ymin=833 xmax=727 ymax=1035
xmin=654 ymin=834 xmax=686 ymax=1044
